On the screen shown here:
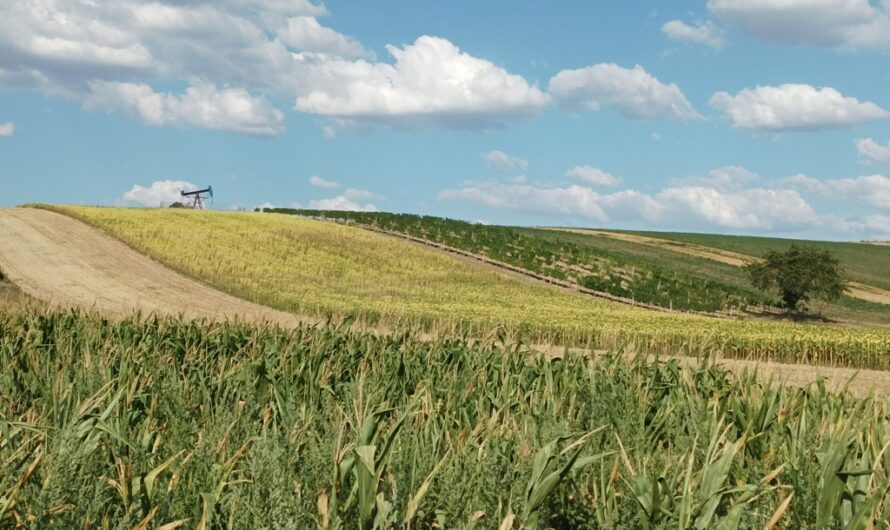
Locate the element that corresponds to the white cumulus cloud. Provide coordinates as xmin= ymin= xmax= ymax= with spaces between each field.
xmin=783 ymin=173 xmax=890 ymax=210
xmin=673 ymin=165 xmax=759 ymax=192
xmin=548 ymin=63 xmax=700 ymax=121
xmin=309 ymin=196 xmax=377 ymax=211
xmin=662 ymin=20 xmax=725 ymax=48
xmin=856 ymin=138 xmax=890 ymax=165
xmin=443 ymin=182 xmax=819 ymax=231
xmin=0 ymin=1 xmax=552 ymax=134
xmin=0 ymin=0 xmax=156 ymax=77
xmin=83 ymin=81 xmax=285 ymax=136
xmin=708 ymin=0 xmax=890 ymax=50
xmin=710 ymin=84 xmax=889 ymax=131
xmin=441 ymin=183 xmax=608 ymax=222
xmin=122 ymin=179 xmax=197 ymax=206
xmin=309 ymin=175 xmax=340 ymax=188
xmin=440 ymin=164 xmax=890 ymax=238
xmin=227 ymin=0 xmax=327 ymax=16
xmin=565 ymin=166 xmax=621 ymax=187
xmin=277 ymin=16 xmax=367 ymax=58
xmin=440 ymin=182 xmax=666 ymax=224
xmin=860 ymin=215 xmax=890 ymax=237
xmin=0 ymin=122 xmax=14 ymax=137
xmin=657 ymin=186 xmax=818 ymax=230
xmin=481 ymin=150 xmax=528 ymax=172
xmin=294 ymin=36 xmax=550 ymax=129
xmin=309 ymin=187 xmax=380 ymax=211
xmin=441 ymin=170 xmax=821 ymax=232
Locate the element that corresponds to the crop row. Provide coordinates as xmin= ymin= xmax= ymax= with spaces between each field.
xmin=276 ymin=209 xmax=778 ymax=313
xmin=2 ymin=308 xmax=890 ymax=528
xmin=37 ymin=206 xmax=890 ymax=368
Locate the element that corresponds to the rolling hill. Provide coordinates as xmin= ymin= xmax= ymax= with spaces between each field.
xmin=270 ymin=208 xmax=890 ymax=327
xmin=30 ymin=205 xmax=890 ymax=367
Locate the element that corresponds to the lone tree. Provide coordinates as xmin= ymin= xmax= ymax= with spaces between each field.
xmin=746 ymin=244 xmax=847 ymax=312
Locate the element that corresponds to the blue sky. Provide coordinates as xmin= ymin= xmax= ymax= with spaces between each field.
xmin=2 ymin=0 xmax=890 ymax=240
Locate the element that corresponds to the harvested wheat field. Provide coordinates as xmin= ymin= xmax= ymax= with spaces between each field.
xmin=0 ymin=208 xmax=303 ymax=326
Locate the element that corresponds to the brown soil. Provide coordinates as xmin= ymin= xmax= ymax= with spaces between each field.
xmin=0 ymin=277 xmax=34 ymax=311
xmin=0 ymin=208 xmax=306 ymax=327
xmin=847 ymin=282 xmax=890 ymax=305
xmin=554 ymin=228 xmax=755 ymax=266
xmin=553 ymin=228 xmax=890 ymax=306
xmin=1 ymin=207 xmax=889 ymax=398
xmin=533 ymin=344 xmax=890 ymax=398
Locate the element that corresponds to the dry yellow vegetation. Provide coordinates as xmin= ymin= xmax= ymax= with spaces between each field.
xmin=45 ymin=206 xmax=890 ymax=366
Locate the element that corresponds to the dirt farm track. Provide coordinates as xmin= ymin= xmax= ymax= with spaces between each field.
xmin=0 ymin=208 xmax=302 ymax=327
xmin=1 ymin=207 xmax=889 ymax=397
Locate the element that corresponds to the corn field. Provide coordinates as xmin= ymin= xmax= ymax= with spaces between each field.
xmin=2 ymin=308 xmax=890 ymax=528
xmin=37 ymin=206 xmax=890 ymax=368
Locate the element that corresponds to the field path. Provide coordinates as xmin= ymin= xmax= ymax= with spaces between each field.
xmin=0 ymin=208 xmax=305 ymax=326
xmin=553 ymin=228 xmax=890 ymax=306
xmin=528 ymin=343 xmax=890 ymax=398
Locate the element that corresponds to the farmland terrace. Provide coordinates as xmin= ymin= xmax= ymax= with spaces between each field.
xmin=273 ymin=208 xmax=890 ymax=327
xmin=2 ymin=209 xmax=890 ymax=527
xmin=0 ymin=206 xmax=886 ymax=379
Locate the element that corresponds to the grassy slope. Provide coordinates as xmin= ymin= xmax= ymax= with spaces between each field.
xmin=628 ymin=230 xmax=890 ymax=291
xmin=531 ymin=228 xmax=890 ymax=326
xmin=278 ymin=209 xmax=776 ymax=313
xmin=270 ymin=209 xmax=888 ymax=325
xmin=43 ymin=206 xmax=890 ymax=366
xmin=523 ymin=228 xmax=758 ymax=290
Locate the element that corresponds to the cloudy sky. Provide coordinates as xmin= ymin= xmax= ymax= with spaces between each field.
xmin=1 ymin=0 xmax=890 ymax=240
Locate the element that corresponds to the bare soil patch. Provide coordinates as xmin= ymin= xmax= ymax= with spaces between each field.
xmin=0 ymin=208 xmax=306 ymax=327
xmin=0 ymin=277 xmax=34 ymax=311
xmin=848 ymin=282 xmax=890 ymax=305
xmin=534 ymin=344 xmax=890 ymax=398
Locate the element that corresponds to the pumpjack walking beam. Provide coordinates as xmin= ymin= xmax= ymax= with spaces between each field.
xmin=181 ymin=186 xmax=213 ymax=209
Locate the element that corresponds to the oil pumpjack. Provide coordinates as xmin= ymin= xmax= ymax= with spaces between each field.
xmin=181 ymin=186 xmax=213 ymax=209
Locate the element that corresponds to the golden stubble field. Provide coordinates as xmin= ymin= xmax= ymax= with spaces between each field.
xmin=34 ymin=205 xmax=890 ymax=368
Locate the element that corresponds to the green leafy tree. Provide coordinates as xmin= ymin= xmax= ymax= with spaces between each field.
xmin=746 ymin=244 xmax=847 ymax=312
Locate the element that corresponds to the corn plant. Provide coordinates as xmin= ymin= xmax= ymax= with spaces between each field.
xmin=1 ymin=308 xmax=889 ymax=528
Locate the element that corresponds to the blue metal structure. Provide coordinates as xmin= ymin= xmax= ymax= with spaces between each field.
xmin=181 ymin=186 xmax=213 ymax=209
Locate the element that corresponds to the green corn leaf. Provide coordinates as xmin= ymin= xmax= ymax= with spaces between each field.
xmin=143 ymin=450 xmax=184 ymax=502
xmin=404 ymin=449 xmax=451 ymax=526
xmin=354 ymin=445 xmax=378 ymax=530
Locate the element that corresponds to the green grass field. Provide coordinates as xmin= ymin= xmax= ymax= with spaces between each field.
xmin=268 ymin=209 xmax=890 ymax=326
xmin=35 ymin=206 xmax=890 ymax=367
xmin=3 ymin=309 xmax=890 ymax=528
xmin=628 ymin=230 xmax=890 ymax=291
xmin=528 ymin=228 xmax=890 ymax=326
